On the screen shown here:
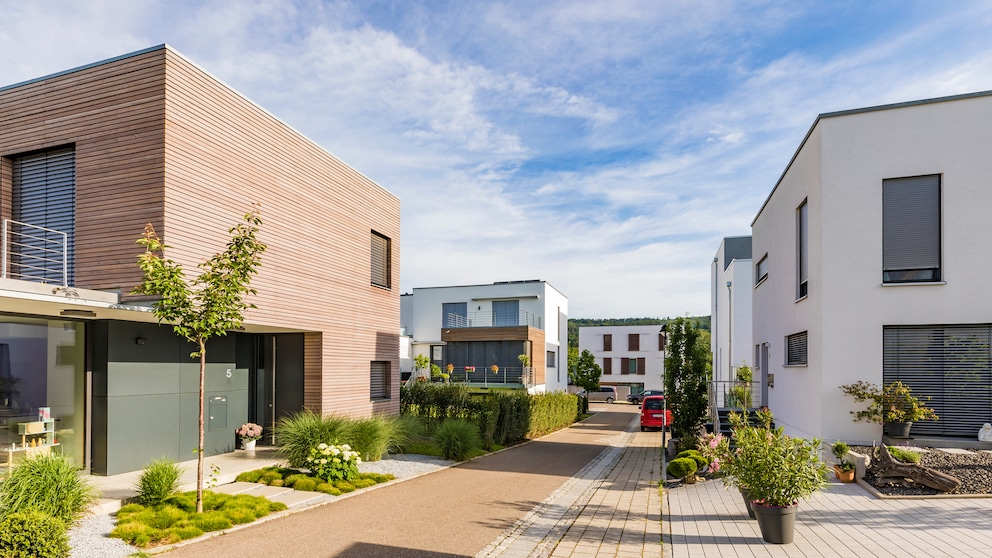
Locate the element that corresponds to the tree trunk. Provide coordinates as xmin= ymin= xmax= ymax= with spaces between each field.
xmin=876 ymin=445 xmax=960 ymax=492
xmin=197 ymin=340 xmax=206 ymax=514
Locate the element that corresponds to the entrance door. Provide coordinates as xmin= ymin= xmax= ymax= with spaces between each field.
xmin=249 ymin=334 xmax=305 ymax=444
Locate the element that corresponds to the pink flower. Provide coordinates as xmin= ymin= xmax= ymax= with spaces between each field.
xmin=709 ymin=438 xmax=720 ymax=449
xmin=708 ymin=458 xmax=721 ymax=473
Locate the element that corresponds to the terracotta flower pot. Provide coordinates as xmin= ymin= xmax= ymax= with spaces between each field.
xmin=834 ymin=465 xmax=855 ymax=483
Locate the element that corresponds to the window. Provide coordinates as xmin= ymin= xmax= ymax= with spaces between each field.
xmin=754 ymin=344 xmax=761 ymax=369
xmin=493 ymin=300 xmax=519 ymax=326
xmin=442 ymin=302 xmax=467 ymax=327
xmin=628 ymin=333 xmax=640 ymax=351
xmin=797 ymin=200 xmax=808 ymax=299
xmin=603 ymin=358 xmax=612 ymax=375
xmin=370 ymin=361 xmax=391 ymax=400
xmin=12 ymin=146 xmax=76 ymax=284
xmin=786 ymin=332 xmax=807 ymax=366
xmin=636 ymin=357 xmax=646 ymax=375
xmin=603 ymin=334 xmax=612 ymax=351
xmin=755 ymin=254 xmax=768 ymax=286
xmin=658 ymin=333 xmax=666 ymax=352
xmin=620 ymin=357 xmax=630 ymax=375
xmin=883 ymin=175 xmax=941 ymax=283
xmin=371 ymin=231 xmax=391 ymax=288
xmin=547 ymin=350 xmax=556 ymax=367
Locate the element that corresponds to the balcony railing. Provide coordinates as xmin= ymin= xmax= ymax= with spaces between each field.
xmin=446 ymin=366 xmax=535 ymax=387
xmin=2 ymin=219 xmax=69 ymax=286
xmin=709 ymin=380 xmax=762 ymax=423
xmin=444 ymin=311 xmax=543 ymax=330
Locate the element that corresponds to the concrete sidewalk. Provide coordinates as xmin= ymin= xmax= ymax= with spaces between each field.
xmin=664 ymin=473 xmax=992 ymax=557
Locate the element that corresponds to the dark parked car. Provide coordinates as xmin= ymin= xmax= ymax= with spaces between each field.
xmin=627 ymin=389 xmax=666 ymax=405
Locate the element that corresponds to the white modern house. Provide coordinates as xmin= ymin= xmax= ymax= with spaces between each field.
xmin=710 ymin=236 xmax=754 ymax=386
xmin=752 ymin=91 xmax=992 ymax=444
xmin=578 ymin=325 xmax=666 ymax=396
xmin=400 ymin=280 xmax=568 ymax=393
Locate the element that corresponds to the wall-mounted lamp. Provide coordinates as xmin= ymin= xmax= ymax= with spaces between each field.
xmin=136 ymin=336 xmax=147 ymax=345
xmin=60 ymin=309 xmax=96 ymax=318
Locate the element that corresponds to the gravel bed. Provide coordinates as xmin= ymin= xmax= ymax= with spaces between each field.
xmin=68 ymin=453 xmax=454 ymax=558
xmin=852 ymin=445 xmax=992 ymax=496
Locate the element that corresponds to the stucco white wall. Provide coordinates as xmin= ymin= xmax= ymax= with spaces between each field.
xmin=753 ymin=93 xmax=992 ymax=443
xmin=578 ymin=325 xmax=666 ymax=392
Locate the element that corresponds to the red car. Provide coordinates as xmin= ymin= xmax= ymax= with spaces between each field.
xmin=639 ymin=395 xmax=672 ymax=431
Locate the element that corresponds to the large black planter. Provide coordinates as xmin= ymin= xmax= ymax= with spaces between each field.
xmin=751 ymin=502 xmax=797 ymax=544
xmin=885 ymin=421 xmax=913 ymax=438
xmin=739 ymin=487 xmax=755 ymax=519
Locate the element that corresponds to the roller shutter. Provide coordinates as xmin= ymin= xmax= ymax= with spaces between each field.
xmin=11 ymin=146 xmax=75 ymax=285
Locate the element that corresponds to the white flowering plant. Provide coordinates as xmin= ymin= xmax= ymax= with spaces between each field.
xmin=236 ymin=422 xmax=263 ymax=442
xmin=306 ymin=442 xmax=361 ymax=482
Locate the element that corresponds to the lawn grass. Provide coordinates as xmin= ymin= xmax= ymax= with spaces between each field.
xmin=110 ymin=491 xmax=287 ymax=548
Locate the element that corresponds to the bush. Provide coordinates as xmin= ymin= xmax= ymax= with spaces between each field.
xmin=400 ymin=382 xmax=474 ymax=432
xmin=675 ymin=450 xmax=709 ymax=470
xmin=528 ymin=392 xmax=579 ymax=438
xmin=433 ymin=419 xmax=482 ymax=461
xmin=887 ymin=446 xmax=921 ymax=463
xmin=235 ymin=470 xmax=262 ymax=483
xmin=347 ymin=416 xmax=395 ymax=461
xmin=666 ymin=457 xmax=698 ymax=480
xmin=137 ymin=458 xmax=184 ymax=506
xmin=334 ymin=481 xmax=356 ymax=493
xmin=0 ymin=510 xmax=70 ymax=558
xmin=0 ymin=452 xmax=95 ymax=525
xmin=274 ymin=410 xmax=349 ymax=468
xmin=316 ymin=483 xmax=341 ymax=495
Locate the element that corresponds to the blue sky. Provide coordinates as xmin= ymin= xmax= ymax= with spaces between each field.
xmin=2 ymin=1 xmax=991 ymax=317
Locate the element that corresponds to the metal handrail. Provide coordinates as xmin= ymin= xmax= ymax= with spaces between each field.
xmin=444 ymin=311 xmax=543 ymax=330
xmin=2 ymin=219 xmax=69 ymax=286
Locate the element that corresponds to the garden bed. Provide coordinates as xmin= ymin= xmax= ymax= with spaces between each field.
xmin=852 ymin=445 xmax=992 ymax=496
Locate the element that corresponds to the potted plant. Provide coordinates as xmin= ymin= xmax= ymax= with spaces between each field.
xmin=701 ymin=409 xmax=774 ymax=520
xmin=831 ymin=440 xmax=856 ymax=483
xmin=723 ymin=412 xmax=828 ymax=544
xmin=839 ymin=381 xmax=938 ymax=438
xmin=236 ymin=422 xmax=263 ymax=451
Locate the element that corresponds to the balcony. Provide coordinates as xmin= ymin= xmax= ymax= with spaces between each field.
xmin=437 ymin=366 xmax=536 ymax=388
xmin=2 ymin=220 xmax=70 ymax=286
xmin=444 ymin=311 xmax=543 ymax=330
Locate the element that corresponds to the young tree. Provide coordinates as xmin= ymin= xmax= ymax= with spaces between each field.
xmin=664 ymin=317 xmax=710 ymax=445
xmin=570 ymin=349 xmax=602 ymax=392
xmin=134 ymin=207 xmax=265 ymax=513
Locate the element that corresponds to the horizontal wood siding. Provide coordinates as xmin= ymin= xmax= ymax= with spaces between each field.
xmin=161 ymin=49 xmax=400 ymax=418
xmin=0 ymin=50 xmax=167 ymax=289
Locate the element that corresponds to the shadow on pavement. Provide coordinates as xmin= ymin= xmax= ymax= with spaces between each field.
xmin=333 ymin=542 xmax=469 ymax=557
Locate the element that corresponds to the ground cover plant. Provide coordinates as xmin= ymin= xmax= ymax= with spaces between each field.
xmin=234 ymin=466 xmax=394 ymax=495
xmin=110 ymin=491 xmax=287 ymax=548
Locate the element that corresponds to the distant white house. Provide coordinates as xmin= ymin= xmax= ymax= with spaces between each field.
xmin=752 ymin=90 xmax=992 ymax=443
xmin=710 ymin=236 xmax=754 ymax=386
xmin=400 ymin=280 xmax=568 ymax=393
xmin=578 ymin=325 xmax=666 ymax=397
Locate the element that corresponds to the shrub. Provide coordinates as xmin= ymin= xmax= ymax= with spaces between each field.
xmin=528 ymin=392 xmax=579 ymax=438
xmin=316 ymin=483 xmax=341 ymax=495
xmin=666 ymin=457 xmax=698 ymax=480
xmin=260 ymin=471 xmax=282 ymax=484
xmin=0 ymin=510 xmax=70 ymax=558
xmin=433 ymin=418 xmax=482 ymax=461
xmin=270 ymin=479 xmax=284 ymax=487
xmin=675 ymin=450 xmax=709 ymax=470
xmin=136 ymin=458 xmax=184 ymax=506
xmin=306 ymin=443 xmax=361 ymax=481
xmin=293 ymin=477 xmax=318 ymax=492
xmin=887 ymin=446 xmax=921 ymax=463
xmin=334 ymin=481 xmax=356 ymax=493
xmin=283 ymin=473 xmax=307 ymax=487
xmin=400 ymin=382 xmax=474 ymax=432
xmin=0 ymin=452 xmax=95 ymax=525
xmin=274 ymin=410 xmax=349 ymax=468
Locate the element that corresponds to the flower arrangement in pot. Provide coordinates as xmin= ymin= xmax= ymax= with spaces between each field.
xmin=721 ymin=411 xmax=828 ymax=544
xmin=839 ymin=381 xmax=938 ymax=438
xmin=236 ymin=422 xmax=263 ymax=451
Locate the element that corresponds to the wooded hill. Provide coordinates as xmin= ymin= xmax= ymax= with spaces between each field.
xmin=567 ymin=316 xmax=710 ymax=348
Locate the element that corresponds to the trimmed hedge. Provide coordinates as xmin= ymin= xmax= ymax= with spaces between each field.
xmin=527 ymin=392 xmax=580 ymax=438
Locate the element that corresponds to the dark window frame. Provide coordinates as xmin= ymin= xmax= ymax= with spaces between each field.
xmin=371 ymin=231 xmax=391 ymax=289
xmin=785 ymin=331 xmax=808 ymax=366
xmin=882 ymin=175 xmax=942 ymax=284
xmin=370 ymin=361 xmax=391 ymax=400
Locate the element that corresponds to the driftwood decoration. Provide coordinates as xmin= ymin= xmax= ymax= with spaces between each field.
xmin=875 ymin=445 xmax=961 ymax=492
